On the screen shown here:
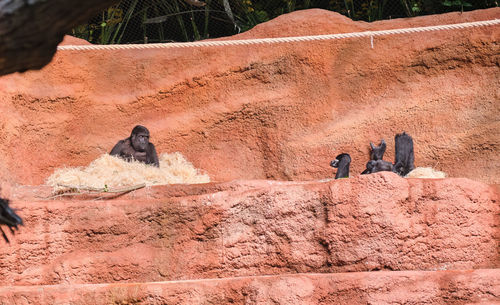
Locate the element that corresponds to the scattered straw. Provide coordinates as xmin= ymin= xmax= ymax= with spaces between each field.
xmin=46 ymin=153 xmax=210 ymax=192
xmin=405 ymin=167 xmax=447 ymax=179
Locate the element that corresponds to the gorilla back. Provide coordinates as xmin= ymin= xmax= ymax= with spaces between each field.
xmin=394 ymin=132 xmax=415 ymax=176
xmin=363 ymin=159 xmax=394 ymax=174
xmin=110 ymin=125 xmax=160 ymax=167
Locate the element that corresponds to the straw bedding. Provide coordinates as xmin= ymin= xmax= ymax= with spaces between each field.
xmin=46 ymin=153 xmax=210 ymax=191
xmin=405 ymin=167 xmax=447 ymax=179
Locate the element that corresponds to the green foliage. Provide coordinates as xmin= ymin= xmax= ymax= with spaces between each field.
xmin=442 ymin=0 xmax=472 ymax=12
xmin=71 ymin=0 xmax=498 ymax=45
xmin=442 ymin=0 xmax=472 ymax=7
xmin=400 ymin=0 xmax=421 ymax=16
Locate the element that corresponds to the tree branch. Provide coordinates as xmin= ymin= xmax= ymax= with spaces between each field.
xmin=0 ymin=0 xmax=119 ymax=76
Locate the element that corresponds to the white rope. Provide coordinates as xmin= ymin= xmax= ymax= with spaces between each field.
xmin=58 ymin=18 xmax=500 ymax=51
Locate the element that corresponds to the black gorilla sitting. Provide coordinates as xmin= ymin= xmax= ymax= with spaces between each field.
xmin=393 ymin=132 xmax=415 ymax=176
xmin=110 ymin=125 xmax=160 ymax=167
xmin=0 ymin=197 xmax=23 ymax=243
xmin=330 ymin=153 xmax=351 ymax=179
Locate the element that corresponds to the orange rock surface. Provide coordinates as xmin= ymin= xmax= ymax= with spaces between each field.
xmin=0 ymin=8 xmax=498 ymax=185
xmin=0 ymin=8 xmax=499 ymax=304
xmin=1 ymin=173 xmax=498 ymax=286
xmin=0 ymin=270 xmax=498 ymax=304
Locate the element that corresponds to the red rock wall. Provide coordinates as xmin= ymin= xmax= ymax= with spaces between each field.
xmin=0 ymin=9 xmax=498 ymax=186
xmin=1 ymin=173 xmax=498 ymax=286
xmin=0 ymin=270 xmax=498 ymax=305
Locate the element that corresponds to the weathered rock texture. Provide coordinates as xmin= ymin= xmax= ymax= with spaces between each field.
xmin=0 ymin=8 xmax=498 ymax=186
xmin=0 ymin=270 xmax=498 ymax=305
xmin=0 ymin=8 xmax=499 ymax=304
xmin=1 ymin=173 xmax=498 ymax=286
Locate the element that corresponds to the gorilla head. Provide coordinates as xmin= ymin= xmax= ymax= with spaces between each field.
xmin=330 ymin=153 xmax=351 ymax=179
xmin=130 ymin=125 xmax=150 ymax=152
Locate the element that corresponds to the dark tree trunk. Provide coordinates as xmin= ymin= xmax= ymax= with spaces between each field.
xmin=0 ymin=0 xmax=119 ymax=76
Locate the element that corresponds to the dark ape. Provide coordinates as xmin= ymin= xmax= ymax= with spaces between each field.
xmin=361 ymin=139 xmax=393 ymax=174
xmin=393 ymin=132 xmax=415 ymax=176
xmin=370 ymin=139 xmax=387 ymax=161
xmin=330 ymin=153 xmax=351 ymax=179
xmin=110 ymin=125 xmax=160 ymax=167
xmin=363 ymin=160 xmax=393 ymax=174
xmin=0 ymin=197 xmax=23 ymax=243
xmin=361 ymin=132 xmax=415 ymax=176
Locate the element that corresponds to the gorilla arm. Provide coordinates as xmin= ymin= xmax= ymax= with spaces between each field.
xmin=147 ymin=143 xmax=160 ymax=167
xmin=110 ymin=139 xmax=126 ymax=156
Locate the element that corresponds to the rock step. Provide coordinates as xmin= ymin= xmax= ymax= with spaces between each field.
xmin=1 ymin=174 xmax=498 ymax=286
xmin=0 ymin=269 xmax=498 ymax=304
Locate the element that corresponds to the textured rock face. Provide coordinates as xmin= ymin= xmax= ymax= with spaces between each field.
xmin=0 ymin=270 xmax=498 ymax=305
xmin=0 ymin=8 xmax=499 ymax=304
xmin=1 ymin=173 xmax=498 ymax=286
xmin=0 ymin=8 xmax=499 ymax=185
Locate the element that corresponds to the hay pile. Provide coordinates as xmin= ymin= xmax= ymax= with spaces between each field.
xmin=46 ymin=153 xmax=210 ymax=191
xmin=405 ymin=167 xmax=447 ymax=179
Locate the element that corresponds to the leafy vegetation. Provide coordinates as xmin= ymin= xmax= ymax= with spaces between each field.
xmin=71 ymin=0 xmax=498 ymax=44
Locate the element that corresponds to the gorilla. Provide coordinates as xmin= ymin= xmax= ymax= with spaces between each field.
xmin=330 ymin=153 xmax=351 ymax=179
xmin=361 ymin=132 xmax=415 ymax=176
xmin=363 ymin=159 xmax=394 ymax=174
xmin=110 ymin=125 xmax=160 ymax=167
xmin=0 ymin=197 xmax=23 ymax=243
xmin=393 ymin=132 xmax=415 ymax=176
xmin=361 ymin=139 xmax=393 ymax=174
xmin=370 ymin=139 xmax=387 ymax=161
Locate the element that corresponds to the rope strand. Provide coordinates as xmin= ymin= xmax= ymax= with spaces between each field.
xmin=58 ymin=19 xmax=499 ymax=51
